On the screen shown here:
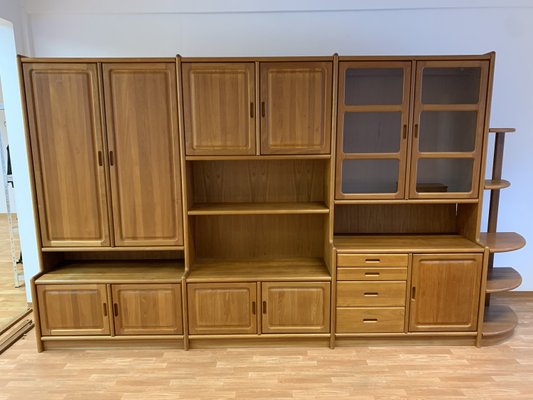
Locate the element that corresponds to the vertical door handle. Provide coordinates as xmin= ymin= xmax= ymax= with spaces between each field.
xmin=98 ymin=151 xmax=103 ymax=166
xmin=261 ymin=102 xmax=265 ymax=117
xmin=113 ymin=303 xmax=119 ymax=316
xmin=414 ymin=124 xmax=419 ymax=139
xmin=411 ymin=287 xmax=416 ymax=300
xmin=262 ymin=301 xmax=267 ymax=314
xmin=252 ymin=301 xmax=256 ymax=315
xmin=250 ymin=102 xmax=254 ymax=118
xmin=403 ymin=124 xmax=407 ymax=139
xmin=102 ymin=303 xmax=107 ymax=317
xmin=109 ymin=151 xmax=115 ymax=166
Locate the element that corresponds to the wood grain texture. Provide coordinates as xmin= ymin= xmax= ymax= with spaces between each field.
xmin=260 ymin=62 xmax=332 ymax=154
xmin=112 ymin=284 xmax=183 ymax=335
xmin=182 ymin=62 xmax=256 ymax=155
xmin=102 ymin=62 xmax=183 ymax=246
xmin=188 ymin=202 xmax=329 ymax=215
xmin=337 ymin=267 xmax=407 ymax=281
xmin=191 ymin=159 xmax=327 ymax=203
xmin=334 ymin=204 xmax=457 ymax=234
xmin=336 ymin=307 xmax=405 ymax=333
xmin=478 ymin=232 xmax=526 ymax=253
xmin=486 ymin=267 xmax=522 ymax=294
xmin=409 ymin=254 xmax=482 ymax=332
xmin=187 ymin=283 xmax=257 ymax=335
xmin=337 ymin=253 xmax=408 ymax=267
xmin=337 ymin=282 xmax=406 ymax=307
xmin=23 ymin=62 xmax=110 ymax=247
xmin=261 ymin=282 xmax=331 ymax=334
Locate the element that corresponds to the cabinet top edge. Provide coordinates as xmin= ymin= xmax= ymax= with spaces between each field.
xmin=19 ymin=57 xmax=176 ymax=63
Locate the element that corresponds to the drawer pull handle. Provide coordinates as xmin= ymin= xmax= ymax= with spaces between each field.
xmin=364 ymin=292 xmax=379 ymax=297
xmin=252 ymin=301 xmax=256 ymax=315
xmin=365 ymin=259 xmax=381 ymax=263
xmin=365 ymin=272 xmax=380 ymax=277
xmin=363 ymin=318 xmax=378 ymax=323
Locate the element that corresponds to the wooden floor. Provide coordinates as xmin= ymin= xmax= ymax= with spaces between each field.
xmin=0 ymin=214 xmax=27 ymax=329
xmin=0 ymin=293 xmax=531 ymax=399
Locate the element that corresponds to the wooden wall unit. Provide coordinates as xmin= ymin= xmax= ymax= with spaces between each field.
xmin=22 ymin=52 xmax=523 ymax=351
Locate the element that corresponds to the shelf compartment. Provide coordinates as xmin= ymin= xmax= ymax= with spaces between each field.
xmin=486 ymin=267 xmax=522 ymax=293
xmin=478 ymin=232 xmax=526 ymax=253
xmin=187 ymin=258 xmax=331 ymax=282
xmin=482 ymin=305 xmax=518 ymax=338
xmin=35 ymin=261 xmax=185 ymax=284
xmin=188 ymin=202 xmax=329 ymax=216
xmin=334 ymin=234 xmax=483 ymax=253
xmin=484 ymin=179 xmax=510 ymax=190
xmin=186 ymin=154 xmax=331 ymax=161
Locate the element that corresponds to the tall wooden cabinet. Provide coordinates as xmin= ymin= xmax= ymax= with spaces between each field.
xmin=22 ymin=53 xmax=524 ymax=351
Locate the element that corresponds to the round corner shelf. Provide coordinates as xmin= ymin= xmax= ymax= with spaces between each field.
xmin=484 ymin=179 xmax=511 ymax=190
xmin=482 ymin=305 xmax=518 ymax=343
xmin=486 ymin=267 xmax=522 ymax=293
xmin=478 ymin=232 xmax=526 ymax=253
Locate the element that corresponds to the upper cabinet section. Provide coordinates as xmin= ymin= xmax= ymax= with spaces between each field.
xmin=182 ymin=63 xmax=256 ymax=155
xmin=336 ymin=57 xmax=491 ymax=201
xmin=23 ymin=63 xmax=111 ymax=247
xmin=181 ymin=58 xmax=333 ymax=157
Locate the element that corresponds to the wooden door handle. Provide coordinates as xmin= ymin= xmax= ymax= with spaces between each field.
xmin=98 ymin=151 xmax=103 ymax=166
xmin=403 ymin=124 xmax=407 ymax=139
xmin=109 ymin=151 xmax=115 ymax=166
xmin=252 ymin=301 xmax=256 ymax=315
xmin=411 ymin=287 xmax=416 ymax=300
xmin=262 ymin=301 xmax=267 ymax=314
xmin=261 ymin=102 xmax=266 ymax=117
xmin=113 ymin=303 xmax=119 ymax=316
xmin=414 ymin=124 xmax=419 ymax=139
xmin=102 ymin=303 xmax=107 ymax=317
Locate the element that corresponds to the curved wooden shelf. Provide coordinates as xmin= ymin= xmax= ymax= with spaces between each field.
xmin=488 ymin=128 xmax=516 ymax=134
xmin=478 ymin=232 xmax=526 ymax=253
xmin=484 ymin=179 xmax=510 ymax=190
xmin=482 ymin=305 xmax=518 ymax=339
xmin=486 ymin=267 xmax=522 ymax=293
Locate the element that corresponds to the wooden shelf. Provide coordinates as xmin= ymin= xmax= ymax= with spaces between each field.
xmin=186 ymin=154 xmax=331 ymax=161
xmin=489 ymin=128 xmax=516 ymax=134
xmin=42 ymin=246 xmax=184 ymax=252
xmin=188 ymin=202 xmax=329 ymax=216
xmin=187 ymin=258 xmax=331 ymax=282
xmin=478 ymin=232 xmax=526 ymax=253
xmin=35 ymin=260 xmax=185 ymax=284
xmin=482 ymin=305 xmax=518 ymax=338
xmin=334 ymin=234 xmax=483 ymax=253
xmin=486 ymin=267 xmax=522 ymax=293
xmin=484 ymin=179 xmax=510 ymax=190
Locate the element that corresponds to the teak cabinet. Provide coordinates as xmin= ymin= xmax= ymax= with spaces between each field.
xmin=23 ymin=62 xmax=183 ymax=248
xmin=24 ymin=53 xmax=521 ymax=351
xmin=182 ymin=60 xmax=332 ymax=155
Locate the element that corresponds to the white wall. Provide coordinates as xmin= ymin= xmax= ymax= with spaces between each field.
xmin=11 ymin=1 xmax=533 ymax=291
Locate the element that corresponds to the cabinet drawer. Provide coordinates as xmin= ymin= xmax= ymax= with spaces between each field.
xmin=337 ymin=254 xmax=408 ymax=267
xmin=337 ymin=267 xmax=407 ymax=281
xmin=336 ymin=307 xmax=405 ymax=333
xmin=337 ymin=282 xmax=406 ymax=307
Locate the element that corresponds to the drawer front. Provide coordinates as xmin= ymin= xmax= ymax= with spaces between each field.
xmin=337 ymin=254 xmax=408 ymax=268
xmin=337 ymin=267 xmax=407 ymax=281
xmin=337 ymin=281 xmax=406 ymax=307
xmin=336 ymin=307 xmax=405 ymax=333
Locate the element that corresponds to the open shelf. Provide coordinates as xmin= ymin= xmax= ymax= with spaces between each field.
xmin=188 ymin=202 xmax=329 ymax=216
xmin=488 ymin=128 xmax=516 ymax=134
xmin=484 ymin=179 xmax=510 ymax=190
xmin=486 ymin=267 xmax=522 ymax=293
xmin=478 ymin=232 xmax=526 ymax=253
xmin=41 ymin=246 xmax=185 ymax=252
xmin=482 ymin=305 xmax=518 ymax=338
xmin=334 ymin=234 xmax=483 ymax=253
xmin=186 ymin=154 xmax=331 ymax=161
xmin=187 ymin=258 xmax=330 ymax=282
xmin=36 ymin=260 xmax=185 ymax=284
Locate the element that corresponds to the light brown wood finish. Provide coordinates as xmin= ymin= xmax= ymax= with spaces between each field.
xmin=409 ymin=253 xmax=482 ymax=332
xmin=36 ymin=284 xmax=110 ymax=336
xmin=337 ymin=282 xmax=406 ymax=307
xmin=187 ymin=283 xmax=257 ymax=335
xmin=261 ymin=282 xmax=330 ymax=333
xmin=260 ymin=62 xmax=332 ymax=154
xmin=486 ymin=267 xmax=522 ymax=293
xmin=336 ymin=307 xmax=405 ymax=333
xmin=188 ymin=201 xmax=329 ymax=215
xmin=337 ymin=253 xmax=408 ymax=267
xmin=23 ymin=63 xmax=110 ymax=247
xmin=484 ymin=179 xmax=510 ymax=190
xmin=182 ymin=62 xmax=256 ymax=155
xmin=337 ymin=267 xmax=407 ymax=281
xmin=112 ymin=284 xmax=183 ymax=335
xmin=482 ymin=304 xmax=518 ymax=339
xmin=478 ymin=232 xmax=526 ymax=253
xmin=103 ymin=63 xmax=183 ymax=246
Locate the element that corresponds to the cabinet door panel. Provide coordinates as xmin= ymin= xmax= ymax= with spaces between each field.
xmin=188 ymin=283 xmax=257 ymax=334
xmin=261 ymin=282 xmax=330 ymax=333
xmin=23 ymin=63 xmax=110 ymax=247
xmin=112 ymin=284 xmax=182 ymax=335
xmin=182 ymin=63 xmax=256 ymax=155
xmin=36 ymin=284 xmax=110 ymax=336
xmin=260 ymin=62 xmax=332 ymax=154
xmin=409 ymin=254 xmax=482 ymax=332
xmin=103 ymin=63 xmax=183 ymax=246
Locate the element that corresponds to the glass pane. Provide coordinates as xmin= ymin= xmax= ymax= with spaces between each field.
xmin=343 ymin=112 xmax=401 ymax=153
xmin=416 ymin=158 xmax=473 ymax=193
xmin=419 ymin=111 xmax=477 ymax=152
xmin=345 ymin=68 xmax=403 ymax=105
xmin=422 ymin=67 xmax=481 ymax=104
xmin=342 ymin=159 xmax=399 ymax=194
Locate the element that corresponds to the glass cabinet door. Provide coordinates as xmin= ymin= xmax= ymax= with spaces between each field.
xmin=336 ymin=62 xmax=411 ymax=199
xmin=409 ymin=61 xmax=489 ymax=199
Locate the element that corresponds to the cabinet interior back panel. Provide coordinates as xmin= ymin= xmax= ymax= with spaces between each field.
xmin=191 ymin=160 xmax=326 ymax=203
xmin=334 ymin=204 xmax=457 ymax=234
xmin=194 ymin=214 xmax=325 ymax=259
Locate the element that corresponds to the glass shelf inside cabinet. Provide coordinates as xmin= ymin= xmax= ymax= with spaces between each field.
xmin=345 ymin=68 xmax=404 ymax=105
xmin=421 ymin=67 xmax=481 ymax=104
xmin=342 ymin=159 xmax=399 ymax=194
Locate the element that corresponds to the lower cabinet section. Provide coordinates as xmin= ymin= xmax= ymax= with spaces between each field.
xmin=336 ymin=307 xmax=405 ymax=333
xmin=188 ymin=281 xmax=331 ymax=335
xmin=37 ymin=283 xmax=183 ymax=336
